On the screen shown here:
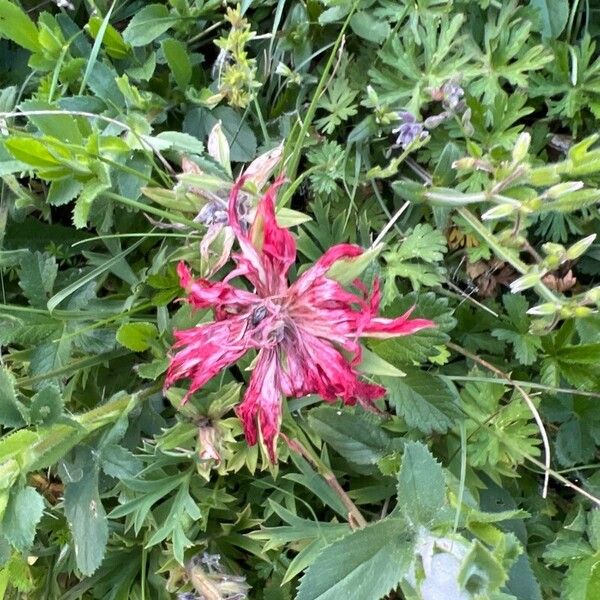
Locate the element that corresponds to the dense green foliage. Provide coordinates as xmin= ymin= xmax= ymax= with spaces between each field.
xmin=0 ymin=0 xmax=600 ymax=598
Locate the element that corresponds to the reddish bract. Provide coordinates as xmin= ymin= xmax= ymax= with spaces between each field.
xmin=165 ymin=176 xmax=435 ymax=460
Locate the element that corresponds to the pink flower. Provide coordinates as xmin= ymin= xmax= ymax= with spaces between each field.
xmin=165 ymin=176 xmax=435 ymax=460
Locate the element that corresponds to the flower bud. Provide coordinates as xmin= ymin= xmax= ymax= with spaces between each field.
xmin=566 ymin=233 xmax=597 ymax=260
xmin=481 ymin=204 xmax=517 ymax=220
xmin=546 ymin=181 xmax=584 ymax=198
xmin=510 ymin=271 xmax=544 ymax=293
xmin=512 ymin=132 xmax=531 ymax=163
xmin=584 ymin=287 xmax=600 ymax=304
xmin=573 ymin=306 xmax=594 ymax=318
xmin=452 ymin=157 xmax=476 ymax=170
xmin=527 ymin=303 xmax=560 ymax=316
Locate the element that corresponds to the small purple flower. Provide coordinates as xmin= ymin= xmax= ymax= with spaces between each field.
xmin=392 ymin=111 xmax=427 ymax=149
xmin=442 ymin=80 xmax=464 ymax=111
xmin=196 ymin=201 xmax=228 ymax=226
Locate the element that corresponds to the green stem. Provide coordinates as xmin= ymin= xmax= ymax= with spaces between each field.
xmin=457 ymin=207 xmax=560 ymax=303
xmin=104 ymin=191 xmax=205 ymax=231
xmin=284 ymin=2 xmax=359 ymax=180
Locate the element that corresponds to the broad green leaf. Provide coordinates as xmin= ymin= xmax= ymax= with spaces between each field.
xmin=0 ymin=368 xmax=26 ymax=428
xmin=29 ymin=384 xmax=63 ymax=426
xmin=87 ymin=16 xmax=130 ymax=60
xmin=63 ymin=450 xmax=108 ymax=576
xmin=162 ymin=38 xmax=192 ymax=88
xmin=47 ymin=179 xmax=84 ymax=207
xmin=358 ymin=346 xmax=406 ymax=377
xmin=100 ymin=445 xmax=143 ymax=479
xmin=385 ymin=369 xmax=462 ymax=434
xmin=154 ymin=131 xmax=204 ymax=155
xmin=397 ymin=441 xmax=445 ymax=525
xmin=308 ymin=406 xmax=392 ymax=465
xmin=1 ymin=486 xmax=44 ymax=552
xmin=0 ymin=0 xmax=41 ymax=52
xmin=18 ymin=251 xmax=57 ymax=309
xmin=297 ymin=518 xmax=414 ymax=600
xmin=4 ymin=138 xmax=61 ymax=168
xmin=72 ymin=178 xmax=110 ymax=229
xmin=530 ymin=0 xmax=569 ymax=39
xmin=116 ymin=322 xmax=158 ymax=352
xmin=349 ymin=12 xmax=390 ymax=44
xmin=505 ymin=554 xmax=543 ymax=600
xmin=122 ymin=4 xmax=178 ymax=46
xmin=185 ymin=106 xmax=257 ymax=162
xmin=458 ymin=540 xmax=508 ymax=595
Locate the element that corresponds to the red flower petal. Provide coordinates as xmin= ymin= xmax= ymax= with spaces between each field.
xmin=178 ymin=261 xmax=258 ymax=319
xmin=165 ymin=316 xmax=251 ymax=403
xmin=235 ymin=349 xmax=282 ymax=461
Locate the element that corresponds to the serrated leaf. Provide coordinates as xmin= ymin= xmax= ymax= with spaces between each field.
xmin=47 ymin=179 xmax=84 ymax=207
xmin=63 ymin=449 xmax=108 ymax=576
xmin=0 ymin=368 xmax=26 ymax=428
xmin=1 ymin=486 xmax=44 ymax=552
xmin=29 ymin=384 xmax=63 ymax=426
xmin=100 ymin=444 xmax=143 ymax=479
xmin=561 ymin=550 xmax=600 ymax=600
xmin=385 ymin=369 xmax=462 ymax=434
xmin=73 ymin=179 xmax=110 ymax=229
xmin=18 ymin=251 xmax=57 ymax=309
xmin=297 ymin=518 xmax=414 ymax=600
xmin=116 ymin=322 xmax=158 ymax=352
xmin=308 ymin=406 xmax=392 ymax=465
xmin=397 ymin=441 xmax=445 ymax=525
xmin=370 ymin=293 xmax=455 ymax=363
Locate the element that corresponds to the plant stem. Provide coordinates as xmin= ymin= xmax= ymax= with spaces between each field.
xmin=448 ymin=341 xmax=551 ymax=498
xmin=282 ymin=434 xmax=368 ymax=529
xmin=457 ymin=207 xmax=560 ymax=304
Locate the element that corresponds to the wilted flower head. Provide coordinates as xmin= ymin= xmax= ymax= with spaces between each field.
xmin=185 ymin=552 xmax=249 ymax=599
xmin=165 ymin=176 xmax=435 ymax=460
xmin=392 ymin=111 xmax=428 ymax=149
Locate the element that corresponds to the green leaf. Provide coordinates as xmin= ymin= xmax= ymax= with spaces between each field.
xmin=358 ymin=346 xmax=405 ymax=378
xmin=72 ymin=179 xmax=110 ymax=229
xmin=349 ymin=12 xmax=390 ymax=44
xmin=563 ymin=551 xmax=600 ymax=600
xmin=116 ymin=322 xmax=158 ymax=352
xmin=0 ymin=368 xmax=26 ymax=428
xmin=1 ymin=487 xmax=44 ymax=552
xmin=385 ymin=369 xmax=462 ymax=434
xmin=297 ymin=518 xmax=414 ymax=600
xmin=370 ymin=293 xmax=455 ymax=363
xmin=162 ymin=38 xmax=192 ymax=89
xmin=63 ymin=449 xmax=108 ymax=577
xmin=397 ymin=441 xmax=445 ymax=525
xmin=100 ymin=444 xmax=143 ymax=479
xmin=308 ymin=406 xmax=393 ymax=465
xmin=530 ymin=0 xmax=569 ymax=39
xmin=18 ymin=251 xmax=57 ymax=309
xmin=0 ymin=0 xmax=41 ymax=53
xmin=325 ymin=245 xmax=382 ymax=286
xmin=122 ymin=4 xmax=178 ymax=47
xmin=458 ymin=540 xmax=508 ymax=595
xmin=47 ymin=179 xmax=84 ymax=207
xmin=185 ymin=107 xmax=257 ymax=162
xmin=29 ymin=384 xmax=63 ymax=426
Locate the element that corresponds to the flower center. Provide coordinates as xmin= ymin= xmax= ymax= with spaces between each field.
xmin=247 ymin=299 xmax=289 ymax=348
